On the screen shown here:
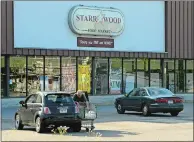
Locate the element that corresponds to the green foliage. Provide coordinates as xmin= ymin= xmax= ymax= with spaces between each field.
xmin=110 ymin=58 xmax=122 ymax=69
xmin=51 ymin=126 xmax=69 ymax=135
xmin=10 ymin=57 xmax=26 ymax=68
xmin=10 ymin=57 xmax=26 ymax=74
xmin=9 ymin=83 xmax=17 ymax=91
xmin=1 ymin=57 xmax=5 ymax=67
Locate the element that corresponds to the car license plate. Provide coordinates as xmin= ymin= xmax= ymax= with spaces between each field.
xmin=59 ymin=107 xmax=67 ymax=113
xmin=168 ymin=100 xmax=173 ymax=104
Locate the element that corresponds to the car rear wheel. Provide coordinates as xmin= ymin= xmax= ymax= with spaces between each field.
xmin=72 ymin=122 xmax=81 ymax=132
xmin=15 ymin=114 xmax=24 ymax=130
xmin=35 ymin=117 xmax=45 ymax=133
xmin=170 ymin=112 xmax=179 ymax=116
xmin=117 ymin=103 xmax=125 ymax=114
xmin=142 ymin=104 xmax=151 ymax=116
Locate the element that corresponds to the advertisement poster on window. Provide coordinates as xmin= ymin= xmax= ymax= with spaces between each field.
xmin=110 ymin=79 xmax=121 ymax=94
xmin=14 ymin=1 xmax=165 ymax=53
xmin=78 ymin=65 xmax=91 ymax=93
xmin=186 ymin=73 xmax=194 ymax=93
xmin=45 ymin=76 xmax=49 ymax=91
xmin=110 ymin=71 xmax=121 ymax=94
xmin=39 ymin=76 xmax=44 ymax=91
xmin=45 ymin=76 xmax=60 ymax=91
xmin=168 ymin=73 xmax=175 ymax=92
xmin=125 ymin=74 xmax=135 ymax=93
xmin=62 ymin=65 xmax=76 ymax=92
xmin=150 ymin=73 xmax=160 ymax=87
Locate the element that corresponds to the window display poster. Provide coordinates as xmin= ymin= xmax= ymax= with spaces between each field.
xmin=45 ymin=76 xmax=49 ymax=91
xmin=39 ymin=76 xmax=44 ymax=91
xmin=110 ymin=79 xmax=121 ymax=94
xmin=110 ymin=71 xmax=121 ymax=94
xmin=125 ymin=74 xmax=135 ymax=93
xmin=150 ymin=73 xmax=160 ymax=87
xmin=45 ymin=76 xmax=60 ymax=91
xmin=168 ymin=73 xmax=175 ymax=92
xmin=186 ymin=73 xmax=194 ymax=93
xmin=9 ymin=79 xmax=12 ymax=85
xmin=62 ymin=65 xmax=76 ymax=92
xmin=53 ymin=79 xmax=59 ymax=91
xmin=78 ymin=65 xmax=91 ymax=93
xmin=137 ymin=72 xmax=145 ymax=87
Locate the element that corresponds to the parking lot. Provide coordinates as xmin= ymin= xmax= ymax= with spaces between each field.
xmin=1 ymin=103 xmax=193 ymax=141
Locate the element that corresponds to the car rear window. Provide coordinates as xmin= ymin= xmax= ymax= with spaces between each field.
xmin=45 ymin=93 xmax=74 ymax=105
xmin=148 ymin=88 xmax=174 ymax=96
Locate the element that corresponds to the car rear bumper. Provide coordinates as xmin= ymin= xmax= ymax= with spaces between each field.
xmin=149 ymin=103 xmax=184 ymax=113
xmin=40 ymin=114 xmax=81 ymax=127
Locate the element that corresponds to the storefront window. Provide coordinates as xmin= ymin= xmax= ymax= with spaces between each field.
xmin=164 ymin=60 xmax=175 ymax=93
xmin=62 ymin=57 xmax=76 ymax=92
xmin=78 ymin=57 xmax=92 ymax=94
xmin=94 ymin=58 xmax=108 ymax=95
xmin=186 ymin=60 xmax=194 ymax=93
xmin=28 ymin=56 xmax=43 ymax=94
xmin=123 ymin=59 xmax=136 ymax=93
xmin=1 ymin=56 xmax=5 ymax=97
xmin=10 ymin=56 xmax=26 ymax=97
xmin=175 ymin=60 xmax=185 ymax=93
xmin=137 ymin=59 xmax=149 ymax=87
xmin=150 ymin=59 xmax=162 ymax=87
xmin=109 ymin=58 xmax=122 ymax=94
xmin=45 ymin=57 xmax=60 ymax=91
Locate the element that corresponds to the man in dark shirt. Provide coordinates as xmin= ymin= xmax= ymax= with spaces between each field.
xmin=73 ymin=90 xmax=86 ymax=103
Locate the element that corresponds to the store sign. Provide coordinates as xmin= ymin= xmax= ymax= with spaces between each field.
xmin=68 ymin=5 xmax=124 ymax=37
xmin=77 ymin=37 xmax=114 ymax=48
xmin=14 ymin=1 xmax=165 ymax=52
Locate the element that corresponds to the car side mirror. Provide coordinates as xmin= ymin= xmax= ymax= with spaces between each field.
xmin=19 ymin=101 xmax=26 ymax=107
xmin=124 ymin=94 xmax=128 ymax=97
xmin=19 ymin=100 xmax=24 ymax=104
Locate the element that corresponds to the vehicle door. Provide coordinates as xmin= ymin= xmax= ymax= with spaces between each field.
xmin=122 ymin=88 xmax=139 ymax=111
xmin=127 ymin=89 xmax=141 ymax=111
xmin=19 ymin=97 xmax=30 ymax=123
xmin=31 ymin=94 xmax=43 ymax=124
xmin=135 ymin=89 xmax=148 ymax=111
xmin=23 ymin=94 xmax=37 ymax=123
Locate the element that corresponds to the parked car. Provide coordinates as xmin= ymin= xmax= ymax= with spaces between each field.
xmin=114 ymin=87 xmax=184 ymax=116
xmin=14 ymin=91 xmax=81 ymax=133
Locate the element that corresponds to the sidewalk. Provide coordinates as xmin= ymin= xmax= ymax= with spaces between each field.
xmin=1 ymin=94 xmax=193 ymax=108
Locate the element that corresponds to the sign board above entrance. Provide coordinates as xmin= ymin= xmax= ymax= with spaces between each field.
xmin=68 ymin=5 xmax=125 ymax=37
xmin=14 ymin=1 xmax=165 ymax=52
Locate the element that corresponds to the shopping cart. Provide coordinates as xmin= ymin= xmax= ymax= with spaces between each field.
xmin=76 ymin=102 xmax=97 ymax=132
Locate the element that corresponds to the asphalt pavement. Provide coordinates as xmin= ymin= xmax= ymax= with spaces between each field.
xmin=1 ymin=103 xmax=193 ymax=130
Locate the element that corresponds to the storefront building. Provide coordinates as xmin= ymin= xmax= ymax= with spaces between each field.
xmin=1 ymin=1 xmax=194 ymax=97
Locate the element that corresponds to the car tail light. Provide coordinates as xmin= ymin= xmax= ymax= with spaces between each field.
xmin=74 ymin=102 xmax=79 ymax=113
xmin=174 ymin=98 xmax=183 ymax=103
xmin=155 ymin=98 xmax=168 ymax=103
xmin=44 ymin=107 xmax=51 ymax=114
